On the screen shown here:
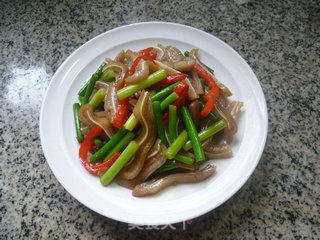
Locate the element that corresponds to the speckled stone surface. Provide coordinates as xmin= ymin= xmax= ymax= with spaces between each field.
xmin=0 ymin=0 xmax=319 ymax=239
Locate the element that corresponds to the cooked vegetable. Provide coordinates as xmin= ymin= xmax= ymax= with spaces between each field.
xmin=117 ymin=69 xmax=166 ymax=100
xmin=104 ymin=132 xmax=135 ymax=161
xmin=93 ymin=138 xmax=103 ymax=148
xmin=194 ymin=63 xmax=219 ymax=117
xmin=160 ymin=92 xmax=179 ymax=111
xmin=153 ymin=101 xmax=167 ymax=145
xmin=151 ymin=82 xmax=180 ymax=101
xmin=180 ymin=107 xmax=205 ymax=162
xmin=154 ymin=160 xmax=179 ymax=175
xmin=174 ymin=153 xmax=194 ymax=165
xmin=95 ymin=62 xmax=107 ymax=76
xmin=113 ymin=98 xmax=129 ymax=129
xmin=100 ymin=141 xmax=140 ymax=186
xmin=132 ymin=164 xmax=216 ymax=197
xmin=168 ymin=104 xmax=177 ymax=143
xmin=81 ymin=74 xmax=99 ymax=105
xmin=73 ymin=103 xmax=84 ymax=142
xmin=123 ymin=113 xmax=139 ymax=131
xmin=165 ymin=130 xmax=188 ymax=159
xmin=100 ymin=70 xmax=116 ymax=82
xmin=152 ymin=73 xmax=188 ymax=87
xmin=89 ymin=88 xmax=106 ymax=110
xmin=79 ymin=126 xmax=121 ymax=173
xmin=90 ymin=127 xmax=127 ymax=163
xmin=183 ymin=119 xmax=227 ymax=151
xmin=199 ymin=98 xmax=219 ymax=121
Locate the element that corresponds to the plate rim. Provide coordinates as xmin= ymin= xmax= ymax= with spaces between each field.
xmin=40 ymin=21 xmax=268 ymax=225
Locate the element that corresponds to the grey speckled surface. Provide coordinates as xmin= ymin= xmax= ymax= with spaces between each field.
xmin=0 ymin=0 xmax=319 ymax=239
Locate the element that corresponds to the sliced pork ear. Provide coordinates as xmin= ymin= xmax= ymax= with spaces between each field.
xmin=102 ymin=58 xmax=128 ymax=88
xmin=104 ymin=82 xmax=118 ymax=123
xmin=120 ymin=91 xmax=157 ymax=179
xmin=226 ymin=101 xmax=244 ymax=119
xmin=203 ymin=142 xmax=233 ymax=159
xmin=78 ymin=104 xmax=115 ymax=139
xmin=116 ymin=140 xmax=167 ymax=189
xmin=214 ymin=95 xmax=237 ymax=136
xmin=125 ymin=59 xmax=150 ymax=85
xmin=189 ymin=49 xmax=232 ymax=97
xmin=190 ymin=69 xmax=204 ymax=95
xmin=132 ymin=164 xmax=216 ymax=197
xmin=188 ymin=100 xmax=200 ymax=129
xmin=153 ymin=60 xmax=199 ymax=100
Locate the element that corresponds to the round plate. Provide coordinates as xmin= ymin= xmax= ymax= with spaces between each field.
xmin=40 ymin=22 xmax=268 ymax=225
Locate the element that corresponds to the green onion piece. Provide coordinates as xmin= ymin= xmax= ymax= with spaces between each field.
xmin=149 ymin=90 xmax=156 ymax=97
xmin=154 ymin=160 xmax=179 ymax=175
xmin=73 ymin=103 xmax=84 ymax=142
xmin=89 ymin=88 xmax=106 ymax=110
xmin=100 ymin=141 xmax=139 ymax=186
xmin=204 ymin=64 xmax=214 ymax=74
xmin=200 ymin=78 xmax=206 ymax=91
xmin=180 ymin=107 xmax=205 ymax=162
xmin=124 ymin=113 xmax=139 ymax=131
xmin=90 ymin=127 xmax=127 ymax=163
xmin=173 ymin=153 xmax=194 ymax=165
xmin=94 ymin=138 xmax=104 ymax=148
xmin=100 ymin=70 xmax=115 ymax=82
xmin=165 ymin=130 xmax=188 ymax=159
xmin=168 ymin=105 xmax=177 ymax=143
xmin=199 ymin=99 xmax=219 ymax=121
xmin=117 ymin=69 xmax=166 ymax=100
xmin=160 ymin=92 xmax=179 ymax=111
xmin=78 ymin=82 xmax=89 ymax=98
xmin=95 ymin=62 xmax=106 ymax=77
xmin=151 ymin=82 xmax=180 ymax=102
xmin=104 ymin=132 xmax=135 ymax=161
xmin=153 ymin=101 xmax=167 ymax=145
xmin=78 ymin=62 xmax=106 ymax=97
xmin=135 ymin=127 xmax=143 ymax=136
xmin=81 ymin=74 xmax=99 ymax=105
xmin=183 ymin=119 xmax=227 ymax=151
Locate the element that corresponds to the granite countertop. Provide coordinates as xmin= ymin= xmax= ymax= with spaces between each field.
xmin=1 ymin=0 xmax=319 ymax=239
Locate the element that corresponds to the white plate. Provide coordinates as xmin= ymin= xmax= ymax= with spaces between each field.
xmin=40 ymin=22 xmax=268 ymax=225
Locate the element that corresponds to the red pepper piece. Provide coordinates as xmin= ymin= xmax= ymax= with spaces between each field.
xmin=194 ymin=63 xmax=219 ymax=117
xmin=162 ymin=109 xmax=169 ymax=123
xmin=78 ymin=126 xmax=121 ymax=174
xmin=138 ymin=47 xmax=154 ymax=56
xmin=113 ymin=98 xmax=129 ymax=129
xmin=128 ymin=56 xmax=142 ymax=76
xmin=151 ymin=73 xmax=188 ymax=88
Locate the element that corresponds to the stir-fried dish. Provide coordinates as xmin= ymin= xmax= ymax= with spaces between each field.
xmin=73 ymin=45 xmax=243 ymax=197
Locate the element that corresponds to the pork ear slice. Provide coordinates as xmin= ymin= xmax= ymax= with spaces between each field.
xmin=132 ymin=164 xmax=216 ymax=197
xmin=116 ymin=140 xmax=167 ymax=189
xmin=78 ymin=104 xmax=115 ymax=139
xmin=119 ymin=91 xmax=157 ymax=180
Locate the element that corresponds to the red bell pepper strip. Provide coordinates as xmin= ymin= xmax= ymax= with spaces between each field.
xmin=172 ymin=82 xmax=189 ymax=108
xmin=79 ymin=126 xmax=121 ymax=174
xmin=138 ymin=47 xmax=154 ymax=57
xmin=151 ymin=73 xmax=188 ymax=88
xmin=194 ymin=63 xmax=219 ymax=117
xmin=113 ymin=98 xmax=130 ymax=129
